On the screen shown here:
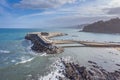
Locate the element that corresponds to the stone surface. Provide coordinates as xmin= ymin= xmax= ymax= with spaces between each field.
xmin=60 ymin=59 xmax=120 ymax=80
xmin=25 ymin=33 xmax=64 ymax=54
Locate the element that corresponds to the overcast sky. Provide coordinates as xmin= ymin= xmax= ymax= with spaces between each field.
xmin=0 ymin=0 xmax=120 ymax=28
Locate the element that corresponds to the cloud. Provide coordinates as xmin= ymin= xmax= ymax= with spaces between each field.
xmin=47 ymin=15 xmax=113 ymax=27
xmin=103 ymin=0 xmax=120 ymax=16
xmin=105 ymin=7 xmax=120 ymax=16
xmin=14 ymin=0 xmax=77 ymax=9
xmin=13 ymin=0 xmax=113 ymax=28
xmin=1 ymin=0 xmax=120 ymax=28
xmin=108 ymin=0 xmax=120 ymax=7
xmin=18 ymin=3 xmax=107 ymax=20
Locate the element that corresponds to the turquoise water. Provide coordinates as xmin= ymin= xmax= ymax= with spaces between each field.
xmin=0 ymin=28 xmax=52 ymax=80
xmin=0 ymin=28 xmax=120 ymax=80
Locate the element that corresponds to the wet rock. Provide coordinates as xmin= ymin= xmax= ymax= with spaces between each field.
xmin=116 ymin=64 xmax=120 ymax=66
xmin=88 ymin=61 xmax=97 ymax=65
xmin=25 ymin=33 xmax=64 ymax=54
xmin=60 ymin=60 xmax=120 ymax=80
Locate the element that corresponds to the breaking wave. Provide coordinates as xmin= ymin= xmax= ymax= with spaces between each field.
xmin=0 ymin=49 xmax=10 ymax=54
xmin=40 ymin=53 xmax=47 ymax=56
xmin=39 ymin=57 xmax=73 ymax=80
xmin=16 ymin=57 xmax=34 ymax=65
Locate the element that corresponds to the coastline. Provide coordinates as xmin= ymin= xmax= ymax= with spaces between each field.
xmin=25 ymin=32 xmax=120 ymax=53
xmin=1 ymin=28 xmax=120 ymax=80
xmin=25 ymin=31 xmax=120 ymax=79
xmin=60 ymin=58 xmax=120 ymax=80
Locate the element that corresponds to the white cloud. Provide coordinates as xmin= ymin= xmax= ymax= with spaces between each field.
xmin=14 ymin=0 xmax=77 ymax=9
xmin=18 ymin=11 xmax=56 ymax=19
xmin=15 ymin=0 xmax=114 ymax=28
xmin=109 ymin=0 xmax=120 ymax=7
xmin=48 ymin=16 xmax=112 ymax=27
xmin=102 ymin=0 xmax=120 ymax=16
xmin=1 ymin=0 xmax=120 ymax=28
xmin=18 ymin=3 xmax=107 ymax=20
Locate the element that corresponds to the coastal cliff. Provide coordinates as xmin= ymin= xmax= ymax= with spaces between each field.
xmin=83 ymin=18 xmax=120 ymax=33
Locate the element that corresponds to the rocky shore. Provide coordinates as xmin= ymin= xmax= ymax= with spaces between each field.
xmin=25 ymin=32 xmax=120 ymax=80
xmin=60 ymin=59 xmax=120 ymax=80
xmin=25 ymin=32 xmax=65 ymax=54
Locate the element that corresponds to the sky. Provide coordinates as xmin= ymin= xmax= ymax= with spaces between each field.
xmin=0 ymin=0 xmax=120 ymax=28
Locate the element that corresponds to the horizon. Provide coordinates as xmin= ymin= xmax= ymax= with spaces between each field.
xmin=0 ymin=0 xmax=120 ymax=28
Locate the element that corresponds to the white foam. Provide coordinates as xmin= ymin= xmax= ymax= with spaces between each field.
xmin=16 ymin=57 xmax=34 ymax=65
xmin=40 ymin=53 xmax=47 ymax=56
xmin=106 ymin=48 xmax=120 ymax=53
xmin=11 ymin=60 xmax=16 ymax=63
xmin=25 ymin=40 xmax=35 ymax=54
xmin=26 ymin=42 xmax=33 ymax=51
xmin=39 ymin=57 xmax=73 ymax=80
xmin=39 ymin=61 xmax=65 ymax=80
xmin=0 ymin=50 xmax=10 ymax=54
xmin=25 ymin=40 xmax=48 ymax=56
xmin=27 ymin=43 xmax=33 ymax=50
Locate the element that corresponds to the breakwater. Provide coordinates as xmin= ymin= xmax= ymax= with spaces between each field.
xmin=25 ymin=32 xmax=64 ymax=54
xmin=25 ymin=32 xmax=120 ymax=54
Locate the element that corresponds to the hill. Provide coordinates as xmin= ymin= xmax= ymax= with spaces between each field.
xmin=83 ymin=18 xmax=120 ymax=33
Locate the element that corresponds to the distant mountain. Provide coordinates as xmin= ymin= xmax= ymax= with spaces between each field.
xmin=83 ymin=18 xmax=120 ymax=33
xmin=65 ymin=24 xmax=88 ymax=29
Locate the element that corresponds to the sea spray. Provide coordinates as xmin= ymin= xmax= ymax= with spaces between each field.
xmin=25 ymin=40 xmax=48 ymax=56
xmin=39 ymin=56 xmax=74 ymax=80
xmin=25 ymin=40 xmax=35 ymax=54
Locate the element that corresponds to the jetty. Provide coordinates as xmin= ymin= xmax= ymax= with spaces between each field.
xmin=25 ymin=32 xmax=66 ymax=54
xmin=25 ymin=32 xmax=120 ymax=54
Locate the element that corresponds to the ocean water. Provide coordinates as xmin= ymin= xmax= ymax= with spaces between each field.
xmin=0 ymin=28 xmax=120 ymax=80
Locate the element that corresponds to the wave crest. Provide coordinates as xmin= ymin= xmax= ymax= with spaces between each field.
xmin=0 ymin=50 xmax=10 ymax=54
xmin=16 ymin=57 xmax=34 ymax=65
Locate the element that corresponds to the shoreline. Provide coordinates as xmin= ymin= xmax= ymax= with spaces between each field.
xmin=25 ymin=32 xmax=120 ymax=53
xmin=40 ymin=57 xmax=120 ymax=80
xmin=60 ymin=58 xmax=120 ymax=80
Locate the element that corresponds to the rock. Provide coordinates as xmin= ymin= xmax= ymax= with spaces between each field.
xmin=88 ymin=61 xmax=97 ymax=65
xmin=60 ymin=59 xmax=120 ymax=80
xmin=116 ymin=64 xmax=120 ymax=66
xmin=25 ymin=33 xmax=64 ymax=54
xmin=41 ymin=32 xmax=49 ymax=36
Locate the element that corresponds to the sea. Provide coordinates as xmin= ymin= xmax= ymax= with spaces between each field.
xmin=0 ymin=28 xmax=120 ymax=80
